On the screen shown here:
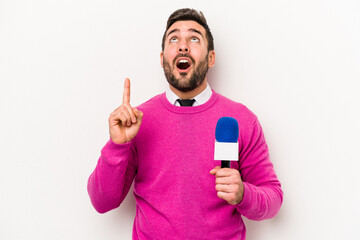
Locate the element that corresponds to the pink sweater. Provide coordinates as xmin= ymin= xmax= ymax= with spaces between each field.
xmin=88 ymin=91 xmax=283 ymax=239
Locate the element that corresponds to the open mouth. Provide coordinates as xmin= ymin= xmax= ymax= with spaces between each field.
xmin=176 ymin=58 xmax=191 ymax=71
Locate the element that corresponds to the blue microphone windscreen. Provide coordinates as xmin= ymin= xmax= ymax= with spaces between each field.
xmin=215 ymin=117 xmax=239 ymax=143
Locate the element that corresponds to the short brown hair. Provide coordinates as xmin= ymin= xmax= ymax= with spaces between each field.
xmin=161 ymin=8 xmax=214 ymax=52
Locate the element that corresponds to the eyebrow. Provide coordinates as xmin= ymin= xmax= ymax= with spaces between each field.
xmin=167 ymin=28 xmax=204 ymax=38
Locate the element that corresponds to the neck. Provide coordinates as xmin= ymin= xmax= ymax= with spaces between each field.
xmin=169 ymin=78 xmax=208 ymax=99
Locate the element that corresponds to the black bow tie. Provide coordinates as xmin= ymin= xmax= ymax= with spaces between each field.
xmin=176 ymin=99 xmax=195 ymax=107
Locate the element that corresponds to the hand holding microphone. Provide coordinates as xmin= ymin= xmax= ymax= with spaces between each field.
xmin=109 ymin=78 xmax=143 ymax=144
xmin=210 ymin=166 xmax=244 ymax=205
xmin=210 ymin=117 xmax=244 ymax=205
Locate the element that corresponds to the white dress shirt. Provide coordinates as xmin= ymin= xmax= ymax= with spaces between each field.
xmin=165 ymin=83 xmax=213 ymax=106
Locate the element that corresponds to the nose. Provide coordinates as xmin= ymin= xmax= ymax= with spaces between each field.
xmin=179 ymin=46 xmax=189 ymax=53
xmin=178 ymin=39 xmax=189 ymax=53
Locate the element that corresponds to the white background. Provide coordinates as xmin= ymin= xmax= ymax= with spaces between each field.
xmin=1 ymin=0 xmax=359 ymax=239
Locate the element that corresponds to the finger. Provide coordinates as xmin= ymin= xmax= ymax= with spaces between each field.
xmin=120 ymin=108 xmax=132 ymax=126
xmin=122 ymin=78 xmax=131 ymax=104
xmin=110 ymin=106 xmax=122 ymax=119
xmin=210 ymin=166 xmax=221 ymax=175
xmin=133 ymin=108 xmax=143 ymax=120
xmin=217 ymin=191 xmax=230 ymax=200
xmin=216 ymin=192 xmax=238 ymax=205
xmin=123 ymin=104 xmax=137 ymax=123
xmin=112 ymin=108 xmax=130 ymax=127
xmin=215 ymin=184 xmax=237 ymax=193
xmin=215 ymin=177 xmax=233 ymax=185
xmin=109 ymin=108 xmax=122 ymax=125
xmin=118 ymin=112 xmax=128 ymax=127
xmin=215 ymin=168 xmax=238 ymax=178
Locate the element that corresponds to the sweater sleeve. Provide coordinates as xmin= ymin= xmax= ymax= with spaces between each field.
xmin=87 ymin=139 xmax=137 ymax=213
xmin=235 ymin=118 xmax=283 ymax=220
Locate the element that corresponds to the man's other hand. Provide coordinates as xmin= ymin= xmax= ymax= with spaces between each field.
xmin=210 ymin=166 xmax=244 ymax=205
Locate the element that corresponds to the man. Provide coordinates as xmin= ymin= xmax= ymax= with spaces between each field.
xmin=88 ymin=8 xmax=283 ymax=240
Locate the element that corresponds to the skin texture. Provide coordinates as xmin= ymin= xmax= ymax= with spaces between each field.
xmin=160 ymin=20 xmax=215 ymax=99
xmin=108 ymin=20 xmax=243 ymax=204
xmin=210 ymin=166 xmax=244 ymax=205
xmin=108 ymin=78 xmax=143 ymax=144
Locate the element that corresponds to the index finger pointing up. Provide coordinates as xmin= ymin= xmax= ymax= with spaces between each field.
xmin=123 ymin=78 xmax=131 ymax=104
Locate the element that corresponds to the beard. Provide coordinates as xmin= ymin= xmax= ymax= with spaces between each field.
xmin=163 ymin=53 xmax=209 ymax=92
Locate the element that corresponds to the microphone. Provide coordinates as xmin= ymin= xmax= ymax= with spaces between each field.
xmin=214 ymin=117 xmax=239 ymax=168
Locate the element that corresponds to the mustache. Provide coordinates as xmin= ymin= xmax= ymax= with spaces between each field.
xmin=174 ymin=53 xmax=195 ymax=64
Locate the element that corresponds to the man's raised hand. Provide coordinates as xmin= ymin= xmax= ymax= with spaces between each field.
xmin=108 ymin=78 xmax=143 ymax=144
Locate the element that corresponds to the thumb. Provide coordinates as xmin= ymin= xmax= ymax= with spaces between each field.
xmin=210 ymin=166 xmax=221 ymax=175
xmin=133 ymin=108 xmax=143 ymax=122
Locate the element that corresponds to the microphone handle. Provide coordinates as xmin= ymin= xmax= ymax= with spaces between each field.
xmin=221 ymin=161 xmax=230 ymax=168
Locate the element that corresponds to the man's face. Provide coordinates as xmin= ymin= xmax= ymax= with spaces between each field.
xmin=161 ymin=20 xmax=215 ymax=92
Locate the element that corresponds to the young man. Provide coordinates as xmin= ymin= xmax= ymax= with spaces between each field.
xmin=88 ymin=8 xmax=283 ymax=240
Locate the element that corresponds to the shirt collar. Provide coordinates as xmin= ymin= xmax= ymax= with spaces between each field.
xmin=165 ymin=83 xmax=212 ymax=107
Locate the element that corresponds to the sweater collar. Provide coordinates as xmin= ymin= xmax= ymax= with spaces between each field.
xmin=165 ymin=83 xmax=212 ymax=107
xmin=161 ymin=89 xmax=219 ymax=114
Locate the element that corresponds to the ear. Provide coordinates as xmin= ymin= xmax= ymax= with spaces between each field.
xmin=208 ymin=50 xmax=215 ymax=68
xmin=160 ymin=52 xmax=164 ymax=68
